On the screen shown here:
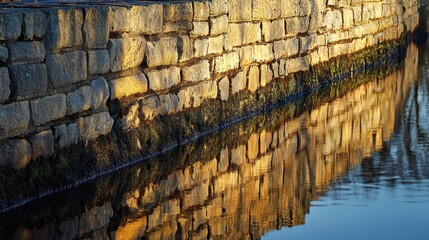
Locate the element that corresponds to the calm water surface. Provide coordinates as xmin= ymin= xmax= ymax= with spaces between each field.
xmin=1 ymin=41 xmax=429 ymax=239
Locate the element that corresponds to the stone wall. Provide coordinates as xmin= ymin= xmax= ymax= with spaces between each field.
xmin=0 ymin=0 xmax=421 ymax=170
xmin=8 ymin=43 xmax=418 ymax=239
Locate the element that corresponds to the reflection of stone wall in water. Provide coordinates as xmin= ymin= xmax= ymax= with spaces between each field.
xmin=0 ymin=0 xmax=421 ymax=170
xmin=16 ymin=44 xmax=418 ymax=240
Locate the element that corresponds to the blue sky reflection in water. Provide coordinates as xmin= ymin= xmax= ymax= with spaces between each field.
xmin=263 ymin=41 xmax=429 ymax=240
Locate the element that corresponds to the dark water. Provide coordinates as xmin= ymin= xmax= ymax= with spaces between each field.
xmin=1 ymin=41 xmax=428 ymax=239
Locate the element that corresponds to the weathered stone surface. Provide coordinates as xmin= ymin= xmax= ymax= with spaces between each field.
xmin=191 ymin=22 xmax=209 ymax=37
xmin=108 ymin=37 xmax=146 ymax=72
xmin=46 ymin=51 xmax=87 ymax=88
xmin=286 ymin=16 xmax=310 ymax=34
xmin=66 ymin=85 xmax=91 ymax=115
xmin=146 ymin=66 xmax=181 ymax=91
xmin=140 ymin=93 xmax=179 ymax=119
xmin=228 ymin=23 xmax=261 ymax=47
xmin=110 ymin=5 xmax=163 ymax=34
xmin=9 ymin=63 xmax=48 ymax=98
xmin=145 ymin=37 xmax=178 ymax=67
xmin=109 ymin=72 xmax=148 ymax=99
xmin=8 ymin=41 xmax=45 ymax=63
xmin=342 ymin=8 xmax=354 ymax=29
xmin=324 ymin=10 xmax=343 ymax=30
xmin=209 ymin=0 xmax=228 ymax=16
xmin=30 ymin=94 xmax=66 ymax=126
xmin=0 ymin=13 xmax=22 ymax=40
xmin=0 ymin=45 xmax=8 ymax=63
xmin=229 ymin=0 xmax=252 ymax=22
xmin=194 ymin=35 xmax=224 ymax=57
xmin=54 ymin=123 xmax=79 ymax=149
xmin=178 ymin=81 xmax=217 ymax=109
xmin=248 ymin=65 xmax=260 ymax=92
xmin=89 ymin=77 xmax=109 ymax=110
xmin=0 ymin=139 xmax=32 ymax=170
xmin=45 ymin=9 xmax=83 ymax=51
xmin=273 ymin=37 xmax=299 ymax=59
xmin=218 ymin=76 xmax=229 ymax=101
xmin=77 ymin=112 xmax=114 ymax=141
xmin=210 ymin=15 xmax=228 ymax=35
xmin=253 ymin=0 xmax=282 ymax=20
xmin=214 ymin=52 xmax=239 ymax=73
xmin=253 ymin=44 xmax=274 ymax=62
xmin=262 ymin=19 xmax=286 ymax=42
xmin=178 ymin=35 xmax=193 ymax=62
xmin=239 ymin=45 xmax=254 ymax=67
xmin=30 ymin=130 xmax=54 ymax=160
xmin=194 ymin=1 xmax=209 ymax=20
xmin=0 ymin=67 xmax=10 ymax=102
xmin=260 ymin=64 xmax=273 ymax=87
xmin=83 ymin=7 xmax=110 ymax=49
xmin=164 ymin=2 xmax=193 ymax=22
xmin=162 ymin=21 xmax=193 ymax=33
xmin=231 ymin=70 xmax=247 ymax=94
xmin=0 ymin=101 xmax=30 ymax=139
xmin=23 ymin=11 xmax=47 ymax=40
xmin=182 ymin=60 xmax=210 ymax=83
xmin=286 ymin=57 xmax=309 ymax=74
xmin=88 ymin=50 xmax=109 ymax=75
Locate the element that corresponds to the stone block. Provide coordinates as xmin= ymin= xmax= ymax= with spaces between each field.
xmin=0 ymin=139 xmax=32 ymax=170
xmin=194 ymin=35 xmax=224 ymax=57
xmin=194 ymin=1 xmax=209 ymax=20
xmin=23 ymin=11 xmax=47 ymax=40
xmin=164 ymin=3 xmax=193 ymax=22
xmin=191 ymin=22 xmax=209 ymax=37
xmin=229 ymin=0 xmax=252 ymax=22
xmin=54 ymin=123 xmax=79 ymax=149
xmin=30 ymin=94 xmax=66 ymax=126
xmin=300 ymin=33 xmax=318 ymax=53
xmin=231 ymin=71 xmax=247 ymax=94
xmin=46 ymin=51 xmax=87 ymax=88
xmin=145 ymin=37 xmax=178 ymax=67
xmin=66 ymin=85 xmax=91 ymax=115
xmin=45 ymin=9 xmax=83 ymax=52
xmin=77 ymin=112 xmax=114 ymax=142
xmin=260 ymin=64 xmax=273 ymax=87
xmin=323 ymin=10 xmax=342 ymax=30
xmin=146 ymin=66 xmax=181 ymax=91
xmin=248 ymin=65 xmax=260 ymax=93
xmin=253 ymin=44 xmax=274 ymax=62
xmin=228 ymin=23 xmax=261 ymax=47
xmin=88 ymin=50 xmax=109 ymax=75
xmin=214 ymin=52 xmax=239 ymax=73
xmin=178 ymin=35 xmax=193 ymax=62
xmin=9 ymin=63 xmax=48 ymax=98
xmin=178 ymin=81 xmax=217 ymax=109
xmin=0 ymin=67 xmax=10 ymax=102
xmin=342 ymin=8 xmax=354 ymax=29
xmin=286 ymin=16 xmax=309 ymax=34
xmin=273 ymin=37 xmax=299 ymax=59
xmin=83 ymin=7 xmax=110 ymax=49
xmin=209 ymin=0 xmax=228 ymax=16
xmin=286 ymin=57 xmax=309 ymax=74
xmin=8 ymin=41 xmax=45 ymax=63
xmin=218 ymin=76 xmax=229 ymax=101
xmin=109 ymin=72 xmax=148 ymax=99
xmin=162 ymin=21 xmax=193 ymax=33
xmin=182 ymin=60 xmax=210 ymax=83
xmin=210 ymin=15 xmax=228 ymax=35
xmin=140 ymin=93 xmax=179 ymax=119
xmin=30 ymin=130 xmax=54 ymax=160
xmin=0 ymin=13 xmax=22 ymax=40
xmin=109 ymin=5 xmax=163 ymax=34
xmin=0 ymin=101 xmax=30 ymax=139
xmin=239 ymin=45 xmax=255 ymax=67
xmin=108 ymin=37 xmax=146 ymax=72
xmin=253 ymin=0 xmax=281 ymax=20
xmin=89 ymin=77 xmax=109 ymax=110
xmin=262 ymin=19 xmax=286 ymax=42
xmin=0 ymin=45 xmax=7 ymax=63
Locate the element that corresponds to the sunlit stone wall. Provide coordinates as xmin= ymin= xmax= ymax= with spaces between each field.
xmin=11 ymin=43 xmax=418 ymax=240
xmin=0 ymin=0 xmax=420 ymax=169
